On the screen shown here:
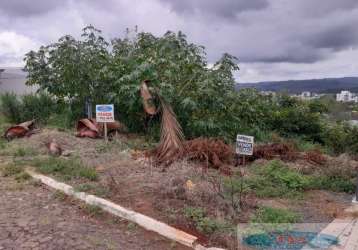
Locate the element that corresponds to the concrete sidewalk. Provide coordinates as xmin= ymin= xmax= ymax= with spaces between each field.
xmin=312 ymin=203 xmax=358 ymax=250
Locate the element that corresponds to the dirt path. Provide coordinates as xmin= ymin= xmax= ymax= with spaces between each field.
xmin=0 ymin=173 xmax=190 ymax=250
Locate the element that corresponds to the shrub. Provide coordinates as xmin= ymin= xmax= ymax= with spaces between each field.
xmin=0 ymin=93 xmax=22 ymax=123
xmin=322 ymin=123 xmax=349 ymax=155
xmin=0 ymin=92 xmax=61 ymax=124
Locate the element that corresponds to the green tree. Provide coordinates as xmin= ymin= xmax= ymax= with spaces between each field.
xmin=24 ymin=25 xmax=112 ymax=105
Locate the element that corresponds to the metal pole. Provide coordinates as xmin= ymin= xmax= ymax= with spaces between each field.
xmin=104 ymin=123 xmax=108 ymax=143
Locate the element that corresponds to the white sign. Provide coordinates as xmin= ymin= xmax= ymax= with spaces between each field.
xmin=96 ymin=104 xmax=114 ymax=123
xmin=236 ymin=134 xmax=254 ymax=155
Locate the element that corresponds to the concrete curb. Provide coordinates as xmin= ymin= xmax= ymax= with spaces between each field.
xmin=25 ymin=169 xmax=225 ymax=250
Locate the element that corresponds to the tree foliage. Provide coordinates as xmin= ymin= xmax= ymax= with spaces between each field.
xmin=24 ymin=26 xmax=334 ymax=143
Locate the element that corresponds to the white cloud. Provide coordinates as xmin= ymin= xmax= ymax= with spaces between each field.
xmin=0 ymin=31 xmax=40 ymax=67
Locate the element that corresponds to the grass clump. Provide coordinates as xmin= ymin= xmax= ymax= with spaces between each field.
xmin=251 ymin=206 xmax=301 ymax=224
xmin=31 ymin=157 xmax=98 ymax=181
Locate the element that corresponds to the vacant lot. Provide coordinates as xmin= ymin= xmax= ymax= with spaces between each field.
xmin=1 ymin=126 xmax=356 ymax=249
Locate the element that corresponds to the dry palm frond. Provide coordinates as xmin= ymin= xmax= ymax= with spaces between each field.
xmin=140 ymin=80 xmax=157 ymax=115
xmin=155 ymin=97 xmax=185 ymax=165
xmin=4 ymin=119 xmax=36 ymax=141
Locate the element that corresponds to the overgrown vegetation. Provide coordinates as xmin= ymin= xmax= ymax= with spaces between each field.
xmin=246 ymin=160 xmax=356 ymax=197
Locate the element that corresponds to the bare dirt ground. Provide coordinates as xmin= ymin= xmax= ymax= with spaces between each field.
xmin=0 ymin=172 xmax=190 ymax=250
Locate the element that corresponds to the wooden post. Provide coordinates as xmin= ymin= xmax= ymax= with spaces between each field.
xmin=104 ymin=123 xmax=108 ymax=143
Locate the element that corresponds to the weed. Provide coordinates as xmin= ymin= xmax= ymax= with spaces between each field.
xmin=170 ymin=241 xmax=177 ymax=249
xmin=81 ymin=204 xmax=103 ymax=217
xmin=53 ymin=190 xmax=67 ymax=201
xmin=28 ymin=179 xmax=42 ymax=187
xmin=183 ymin=206 xmax=227 ymax=234
xmin=251 ymin=206 xmax=301 ymax=224
xmin=1 ymin=164 xmax=23 ymax=177
xmin=74 ymin=183 xmax=110 ymax=197
xmin=31 ymin=157 xmax=98 ymax=181
xmin=126 ymin=222 xmax=137 ymax=231
xmin=207 ymin=171 xmax=249 ymax=214
xmin=0 ymin=138 xmax=7 ymax=150
xmin=14 ymin=172 xmax=31 ymax=182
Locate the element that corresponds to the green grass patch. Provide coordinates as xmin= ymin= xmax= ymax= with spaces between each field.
xmin=247 ymin=160 xmax=311 ymax=198
xmin=251 ymin=206 xmax=301 ymax=224
xmin=30 ymin=157 xmax=98 ymax=181
xmin=246 ymin=160 xmax=355 ymax=197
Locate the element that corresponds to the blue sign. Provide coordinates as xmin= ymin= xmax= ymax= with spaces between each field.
xmin=243 ymin=231 xmax=339 ymax=249
xmin=96 ymin=105 xmax=113 ymax=112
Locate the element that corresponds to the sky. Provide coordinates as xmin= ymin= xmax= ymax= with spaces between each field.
xmin=0 ymin=0 xmax=358 ymax=83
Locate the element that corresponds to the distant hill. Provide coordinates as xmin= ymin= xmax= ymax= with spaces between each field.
xmin=236 ymin=77 xmax=358 ymax=94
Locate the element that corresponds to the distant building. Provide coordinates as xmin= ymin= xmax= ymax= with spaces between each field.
xmin=336 ymin=90 xmax=358 ymax=103
xmin=260 ymin=91 xmax=276 ymax=96
xmin=301 ymin=91 xmax=311 ymax=98
xmin=292 ymin=91 xmax=322 ymax=100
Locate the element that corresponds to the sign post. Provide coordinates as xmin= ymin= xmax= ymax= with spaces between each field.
xmin=96 ymin=104 xmax=114 ymax=143
xmin=236 ymin=134 xmax=254 ymax=166
xmin=354 ymin=175 xmax=358 ymax=204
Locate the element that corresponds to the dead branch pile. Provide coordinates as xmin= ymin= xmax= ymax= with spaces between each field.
xmin=148 ymin=137 xmax=235 ymax=171
xmin=304 ymin=149 xmax=327 ymax=165
xmin=3 ymin=119 xmax=38 ymax=141
xmin=183 ymin=138 xmax=235 ymax=168
xmin=251 ymin=142 xmax=299 ymax=161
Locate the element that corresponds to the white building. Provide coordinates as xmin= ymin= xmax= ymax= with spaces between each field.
xmin=292 ymin=91 xmax=322 ymax=100
xmin=336 ymin=90 xmax=358 ymax=103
